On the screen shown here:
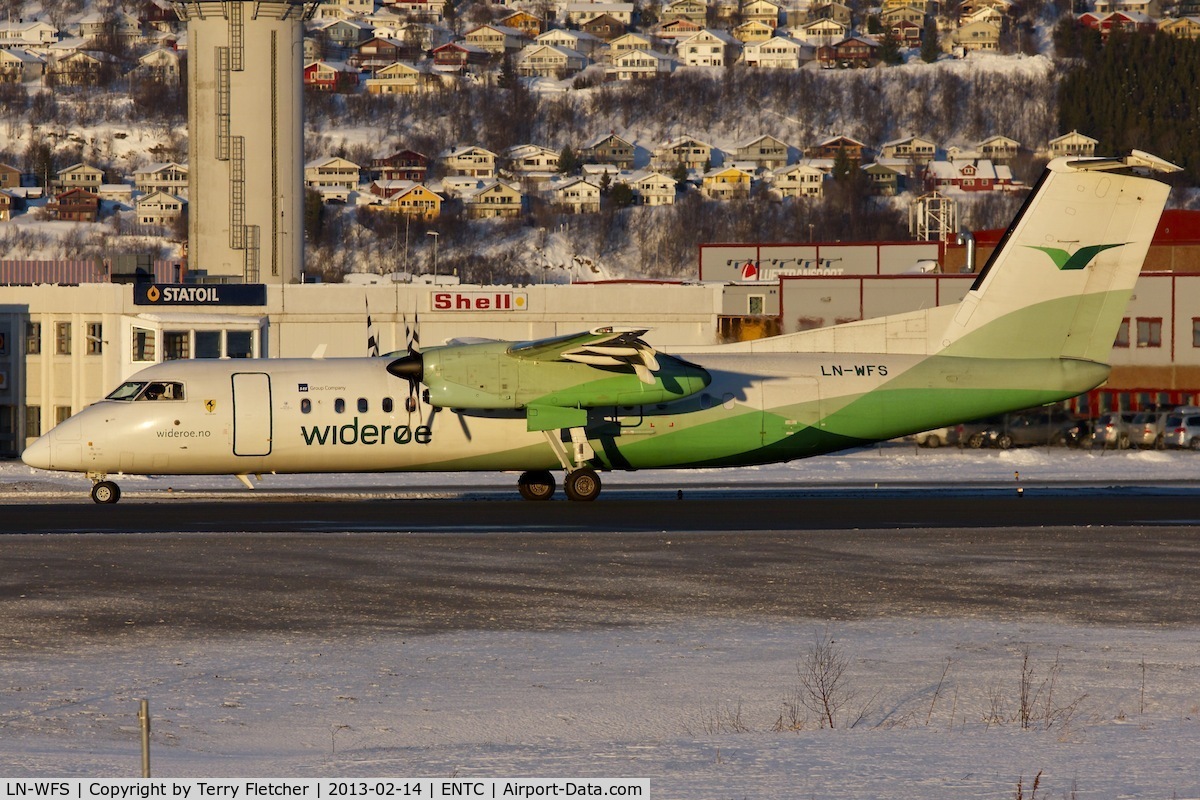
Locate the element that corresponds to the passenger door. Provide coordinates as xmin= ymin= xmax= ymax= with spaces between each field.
xmin=231 ymin=372 xmax=272 ymax=457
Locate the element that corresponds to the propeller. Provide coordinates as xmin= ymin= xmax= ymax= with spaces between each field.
xmin=388 ymin=310 xmax=423 ymax=413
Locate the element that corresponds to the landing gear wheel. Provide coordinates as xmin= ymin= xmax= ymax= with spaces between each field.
xmin=91 ymin=480 xmax=121 ymax=504
xmin=518 ymin=470 xmax=556 ymax=501
xmin=564 ymin=468 xmax=601 ymax=502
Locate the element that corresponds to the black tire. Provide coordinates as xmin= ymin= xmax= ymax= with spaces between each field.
xmin=924 ymin=434 xmax=942 ymax=448
xmin=1190 ymin=437 xmax=1200 ymax=452
xmin=517 ymin=470 xmax=556 ymax=501
xmin=564 ymin=468 xmax=602 ymax=502
xmin=1155 ymin=433 xmax=1165 ymax=450
xmin=91 ymin=480 xmax=121 ymax=504
xmin=996 ymin=433 xmax=1013 ymax=450
xmin=967 ymin=433 xmax=985 ymax=449
xmin=1118 ymin=433 xmax=1131 ymax=450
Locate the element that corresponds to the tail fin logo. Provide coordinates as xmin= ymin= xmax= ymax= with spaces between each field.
xmin=1027 ymin=243 xmax=1126 ymax=271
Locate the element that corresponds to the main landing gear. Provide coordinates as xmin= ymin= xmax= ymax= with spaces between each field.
xmin=517 ymin=427 xmax=605 ymax=501
xmin=89 ymin=475 xmax=122 ymax=504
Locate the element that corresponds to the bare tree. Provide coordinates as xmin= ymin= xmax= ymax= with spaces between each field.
xmin=798 ymin=633 xmax=853 ymax=729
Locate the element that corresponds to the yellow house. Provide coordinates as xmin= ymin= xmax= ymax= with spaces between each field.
xmin=701 ymin=166 xmax=753 ymax=200
xmin=386 ymin=184 xmax=443 ymax=219
xmin=1160 ymin=16 xmax=1200 ymax=39
xmin=365 ymin=62 xmax=435 ymax=94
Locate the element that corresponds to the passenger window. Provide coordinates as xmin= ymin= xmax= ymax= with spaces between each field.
xmin=334 ymin=398 xmax=345 ymax=414
xmin=301 ymin=398 xmax=312 ymax=414
xmin=382 ymin=397 xmax=393 ymax=413
xmin=358 ymin=398 xmax=368 ymax=413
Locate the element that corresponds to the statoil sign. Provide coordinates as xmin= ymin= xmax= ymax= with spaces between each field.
xmin=134 ymin=284 xmax=268 ymax=306
xmin=432 ymin=291 xmax=528 ymax=311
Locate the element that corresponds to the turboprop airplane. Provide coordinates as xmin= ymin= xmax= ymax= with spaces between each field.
xmin=22 ymin=151 xmax=1180 ymax=503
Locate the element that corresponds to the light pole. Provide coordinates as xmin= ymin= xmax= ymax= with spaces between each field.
xmin=426 ymin=230 xmax=439 ymax=281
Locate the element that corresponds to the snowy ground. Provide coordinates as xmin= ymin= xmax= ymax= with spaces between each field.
xmin=3 ymin=448 xmax=1200 ymax=796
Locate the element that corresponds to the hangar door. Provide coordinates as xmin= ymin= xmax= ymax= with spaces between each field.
xmin=231 ymin=372 xmax=273 ymax=457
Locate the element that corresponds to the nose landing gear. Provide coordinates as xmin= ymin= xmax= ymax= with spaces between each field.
xmin=89 ymin=475 xmax=122 ymax=504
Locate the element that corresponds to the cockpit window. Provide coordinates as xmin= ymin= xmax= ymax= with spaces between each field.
xmin=136 ymin=381 xmax=185 ymax=401
xmin=106 ymin=381 xmax=146 ymax=401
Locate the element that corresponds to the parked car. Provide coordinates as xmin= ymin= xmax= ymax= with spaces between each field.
xmin=1062 ymin=417 xmax=1097 ymax=448
xmin=1162 ymin=408 xmax=1200 ymax=450
xmin=1129 ymin=409 xmax=1174 ymax=449
xmin=912 ymin=427 xmax=953 ymax=447
xmin=1093 ymin=412 xmax=1137 ymax=449
xmin=982 ymin=408 xmax=1081 ymax=449
xmin=954 ymin=416 xmax=1007 ymax=449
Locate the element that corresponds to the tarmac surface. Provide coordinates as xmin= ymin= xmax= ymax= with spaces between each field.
xmin=4 ymin=490 xmax=1200 ymax=647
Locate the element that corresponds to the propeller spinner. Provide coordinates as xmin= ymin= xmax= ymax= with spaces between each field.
xmin=387 ymin=352 xmax=424 ymax=413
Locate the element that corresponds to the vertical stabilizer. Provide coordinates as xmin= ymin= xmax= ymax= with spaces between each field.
xmin=940 ymin=151 xmax=1177 ymax=363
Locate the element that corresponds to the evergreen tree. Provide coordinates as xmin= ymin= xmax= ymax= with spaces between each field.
xmin=879 ymin=29 xmax=904 ymax=65
xmin=558 ymin=145 xmax=580 ymax=174
xmin=920 ymin=17 xmax=941 ymax=63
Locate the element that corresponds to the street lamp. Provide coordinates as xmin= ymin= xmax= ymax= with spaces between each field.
xmin=426 ymin=230 xmax=439 ymax=281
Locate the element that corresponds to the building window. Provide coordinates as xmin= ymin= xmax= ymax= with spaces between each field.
xmin=55 ymin=322 xmax=71 ymax=355
xmin=26 ymin=322 xmax=41 ymax=354
xmin=227 ymin=330 xmax=253 ymax=358
xmin=748 ymin=295 xmax=765 ymax=315
xmin=1136 ymin=317 xmax=1162 ymax=348
xmin=1192 ymin=318 xmax=1200 ymax=348
xmin=132 ymin=327 xmax=156 ymax=362
xmin=1113 ymin=318 xmax=1130 ymax=348
xmin=0 ymin=404 xmax=13 ymax=436
xmin=55 ymin=406 xmax=72 ymax=425
xmin=164 ymin=330 xmax=190 ymax=360
xmin=25 ymin=405 xmax=40 ymax=439
xmin=86 ymin=322 xmax=103 ymax=355
xmin=196 ymin=331 xmax=222 ymax=359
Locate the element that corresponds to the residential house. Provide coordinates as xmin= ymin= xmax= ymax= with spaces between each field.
xmin=49 ymin=188 xmax=100 ymax=222
xmin=880 ymin=4 xmax=926 ymax=30
xmin=381 ymin=183 xmax=443 ymax=220
xmin=352 ymin=37 xmax=412 ymax=72
xmin=743 ymin=0 xmax=784 ymax=28
xmin=440 ymin=146 xmax=498 ymax=178
xmin=549 ymin=177 xmax=602 ymax=213
xmin=565 ymin=3 xmax=636 ymax=25
xmin=654 ymin=136 xmax=715 ymax=172
xmin=742 ymin=35 xmax=814 ymax=69
xmin=1159 ymin=16 xmax=1200 ymax=39
xmin=303 ymin=60 xmax=359 ymax=91
xmin=607 ymin=48 xmax=676 ymax=80
xmin=0 ymin=48 xmax=44 ymax=83
xmin=536 ymin=29 xmax=606 ymax=59
xmin=56 ymin=163 xmax=105 ymax=191
xmin=924 ymin=159 xmax=1016 ymax=192
xmin=304 ymin=156 xmax=362 ymax=191
xmin=383 ymin=0 xmax=448 ymax=22
xmin=1047 ymin=131 xmax=1098 ymax=158
xmin=890 ymin=19 xmax=924 ymax=46
xmin=768 ymin=163 xmax=824 ymax=198
xmin=806 ymin=136 xmax=868 ymax=163
xmin=0 ymin=19 xmax=58 ymax=48
xmin=499 ymin=10 xmax=545 ymax=38
xmin=656 ymin=19 xmax=705 ymax=41
xmin=581 ymin=134 xmax=636 ymax=169
xmin=734 ymin=135 xmax=791 ymax=170
xmin=796 ymin=18 xmax=848 ymax=47
xmin=129 ymin=47 xmax=182 ymax=86
xmin=880 ymin=136 xmax=937 ymax=164
xmin=607 ymin=32 xmax=661 ymax=60
xmin=0 ymin=163 xmax=21 ymax=189
xmin=515 ymin=44 xmax=588 ymax=78
xmin=732 ymin=20 xmax=777 ymax=44
xmin=372 ymin=150 xmax=429 ymax=182
xmin=0 ymin=189 xmax=14 ymax=220
xmin=315 ymin=18 xmax=373 ymax=57
xmin=49 ymin=50 xmax=118 ymax=86
xmin=955 ymin=0 xmax=1014 ymax=21
xmin=581 ymin=14 xmax=629 ymax=41
xmin=978 ymin=135 xmax=1021 ymax=162
xmin=1080 ymin=10 xmax=1158 ymax=38
xmin=136 ymin=191 xmax=184 ymax=226
xmin=863 ymin=162 xmax=903 ymax=196
xmin=817 ymin=35 xmax=880 ymax=68
xmin=661 ymin=0 xmax=707 ymax=26
xmin=950 ymin=19 xmax=1000 ymax=53
xmin=364 ymin=62 xmax=439 ymax=94
xmin=505 ymin=144 xmax=560 ymax=179
xmin=464 ymin=24 xmax=529 ymax=56
xmin=629 ymin=170 xmax=676 ymax=205
xmin=139 ymin=0 xmax=180 ymax=34
xmin=431 ymin=42 xmax=491 ymax=73
xmin=463 ymin=180 xmax=523 ymax=219
xmin=810 ymin=1 xmax=854 ymax=25
xmin=702 ymin=166 xmax=753 ymax=200
xmin=134 ymin=162 xmax=188 ymax=196
xmin=1094 ymin=0 xmax=1161 ymax=13
xmin=676 ymin=29 xmax=742 ymax=67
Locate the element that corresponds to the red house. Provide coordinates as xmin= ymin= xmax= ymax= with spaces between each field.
xmin=371 ymin=150 xmax=429 ymax=182
xmin=50 ymin=188 xmax=100 ymax=222
xmin=303 ymin=60 xmax=359 ymax=92
xmin=432 ymin=42 xmax=490 ymax=72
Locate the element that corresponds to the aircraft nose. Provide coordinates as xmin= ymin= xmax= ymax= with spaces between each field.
xmin=21 ymin=434 xmax=52 ymax=470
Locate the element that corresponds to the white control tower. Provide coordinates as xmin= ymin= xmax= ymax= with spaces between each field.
xmin=172 ymin=1 xmax=320 ymax=284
